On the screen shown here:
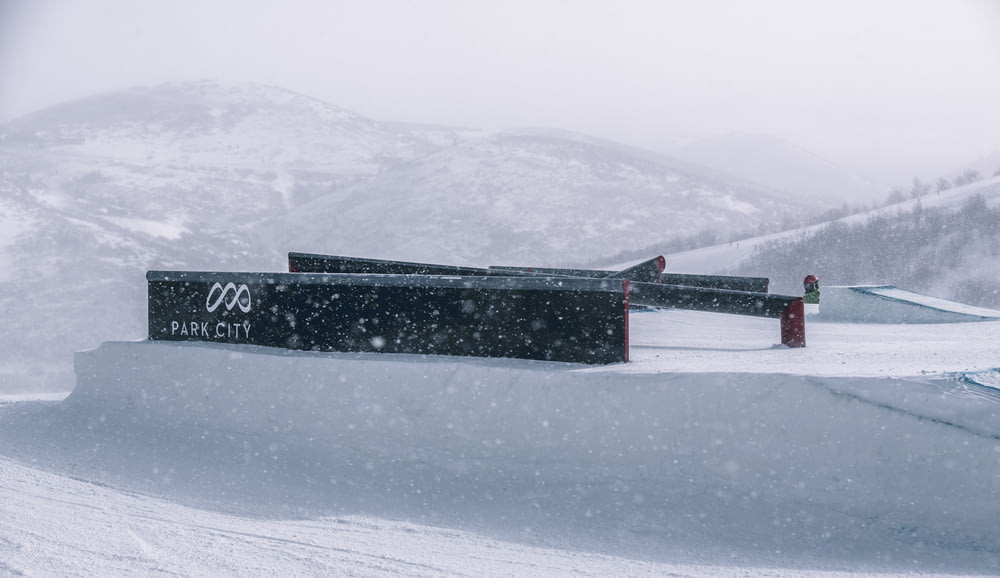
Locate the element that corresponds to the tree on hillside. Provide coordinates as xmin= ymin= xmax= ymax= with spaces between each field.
xmin=886 ymin=186 xmax=906 ymax=205
xmin=954 ymin=169 xmax=981 ymax=186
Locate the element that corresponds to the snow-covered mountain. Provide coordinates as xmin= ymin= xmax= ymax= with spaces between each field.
xmin=672 ymin=132 xmax=886 ymax=207
xmin=0 ymin=80 xmax=455 ymax=234
xmin=660 ymin=175 xmax=1000 ymax=305
xmin=0 ymin=80 xmax=803 ymax=391
xmin=1 ymin=80 xmax=798 ymax=268
xmin=264 ymin=128 xmax=797 ymax=266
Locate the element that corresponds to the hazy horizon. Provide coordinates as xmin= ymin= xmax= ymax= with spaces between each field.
xmin=2 ymin=0 xmax=998 ymax=185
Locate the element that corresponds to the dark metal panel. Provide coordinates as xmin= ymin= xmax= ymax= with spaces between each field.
xmin=147 ymin=271 xmax=628 ymax=364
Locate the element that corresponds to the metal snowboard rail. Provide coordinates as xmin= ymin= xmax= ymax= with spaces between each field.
xmin=489 ymin=263 xmax=769 ymax=293
xmin=286 ymin=252 xmax=668 ymax=283
xmin=284 ymin=253 xmax=805 ymax=350
xmin=144 ymin=253 xmax=804 ymax=366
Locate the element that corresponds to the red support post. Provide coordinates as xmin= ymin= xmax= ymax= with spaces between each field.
xmin=622 ymin=279 xmax=631 ymax=362
xmin=780 ymin=298 xmax=806 ymax=348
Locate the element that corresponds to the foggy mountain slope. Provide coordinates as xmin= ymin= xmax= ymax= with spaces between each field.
xmin=673 ymin=132 xmax=886 ymax=207
xmin=0 ymin=80 xmax=436 ymax=169
xmin=731 ymin=177 xmax=1000 ymax=302
xmin=0 ymin=175 xmax=262 ymax=393
xmin=0 ymin=80 xmax=444 ymax=224
xmin=0 ymin=80 xmax=801 ymax=268
xmin=659 ymin=176 xmax=1000 ymax=304
xmin=266 ymin=128 xmax=800 ymax=266
xmin=965 ymin=150 xmax=1000 ymax=180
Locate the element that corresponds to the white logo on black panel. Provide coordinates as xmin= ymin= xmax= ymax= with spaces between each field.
xmin=206 ymin=282 xmax=252 ymax=313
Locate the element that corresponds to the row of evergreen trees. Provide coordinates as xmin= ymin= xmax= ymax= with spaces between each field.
xmin=591 ymin=169 xmax=999 ymax=307
xmin=886 ymin=168 xmax=996 ymax=204
xmin=734 ymin=194 xmax=1000 ymax=307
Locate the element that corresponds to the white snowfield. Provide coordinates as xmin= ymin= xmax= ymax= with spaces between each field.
xmin=2 ymin=308 xmax=1000 ymax=576
xmin=817 ymin=285 xmax=1000 ymax=324
xmin=624 ymin=308 xmax=1000 ymax=377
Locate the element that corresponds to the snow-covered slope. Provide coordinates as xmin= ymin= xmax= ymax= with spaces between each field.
xmin=0 ymin=80 xmax=797 ymax=268
xmin=964 ymin=151 xmax=1000 ymax=181
xmin=265 ymin=129 xmax=793 ymax=266
xmin=0 ymin=80 xmax=434 ymax=175
xmin=662 ymin=175 xmax=1000 ymax=298
xmin=2 ymin=311 xmax=999 ymax=576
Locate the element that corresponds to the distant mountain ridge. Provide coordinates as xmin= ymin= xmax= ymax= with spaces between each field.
xmin=265 ymin=127 xmax=802 ymax=266
xmin=2 ymin=81 xmax=804 ymax=265
xmin=652 ymin=175 xmax=1000 ymax=307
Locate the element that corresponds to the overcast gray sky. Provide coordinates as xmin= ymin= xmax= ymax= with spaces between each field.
xmin=2 ymin=0 xmax=998 ymax=183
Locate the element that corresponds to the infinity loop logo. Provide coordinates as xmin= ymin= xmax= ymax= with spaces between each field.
xmin=206 ymin=282 xmax=252 ymax=313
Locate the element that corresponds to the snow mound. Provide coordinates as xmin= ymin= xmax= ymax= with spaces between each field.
xmin=61 ymin=337 xmax=1000 ymax=569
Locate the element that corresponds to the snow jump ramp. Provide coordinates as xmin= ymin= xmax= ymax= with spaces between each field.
xmin=67 ymin=336 xmax=1000 ymax=557
xmin=818 ymin=285 xmax=1000 ymax=323
xmin=60 ymin=255 xmax=1000 ymax=558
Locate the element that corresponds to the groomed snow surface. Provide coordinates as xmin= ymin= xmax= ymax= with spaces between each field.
xmin=2 ymin=309 xmax=1000 ymax=576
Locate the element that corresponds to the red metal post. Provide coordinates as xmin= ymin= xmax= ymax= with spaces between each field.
xmin=622 ymin=279 xmax=631 ymax=362
xmin=780 ymin=298 xmax=806 ymax=347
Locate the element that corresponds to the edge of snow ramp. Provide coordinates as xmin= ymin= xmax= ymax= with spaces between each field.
xmin=146 ymin=270 xmax=630 ymax=364
xmin=818 ymin=285 xmax=1000 ymax=323
xmin=67 ymin=340 xmax=1000 ymax=550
